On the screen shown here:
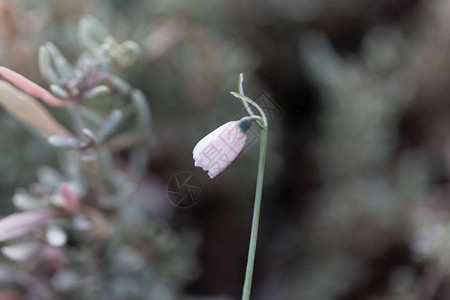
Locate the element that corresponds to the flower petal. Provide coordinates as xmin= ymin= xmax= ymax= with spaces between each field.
xmin=193 ymin=121 xmax=247 ymax=178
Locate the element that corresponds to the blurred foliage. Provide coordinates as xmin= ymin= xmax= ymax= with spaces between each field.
xmin=3 ymin=0 xmax=450 ymax=300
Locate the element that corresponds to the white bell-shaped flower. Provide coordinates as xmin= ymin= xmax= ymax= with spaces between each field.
xmin=193 ymin=119 xmax=251 ymax=178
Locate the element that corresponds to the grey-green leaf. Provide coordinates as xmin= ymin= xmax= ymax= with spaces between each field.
xmin=83 ymin=85 xmax=110 ymax=101
xmin=39 ymin=46 xmax=59 ymax=84
xmin=50 ymin=84 xmax=69 ymax=99
xmin=96 ymin=109 xmax=123 ymax=143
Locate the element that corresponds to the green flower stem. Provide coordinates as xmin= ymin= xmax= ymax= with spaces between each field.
xmin=230 ymin=92 xmax=267 ymax=128
xmin=72 ymin=102 xmax=84 ymax=137
xmin=240 ymin=115 xmax=265 ymax=126
xmin=242 ymin=125 xmax=268 ymax=300
xmin=237 ymin=73 xmax=255 ymax=117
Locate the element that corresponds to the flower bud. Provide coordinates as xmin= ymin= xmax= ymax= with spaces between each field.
xmin=193 ymin=121 xmax=248 ymax=178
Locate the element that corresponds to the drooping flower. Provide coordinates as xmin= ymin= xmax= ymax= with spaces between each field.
xmin=193 ymin=118 xmax=251 ymax=178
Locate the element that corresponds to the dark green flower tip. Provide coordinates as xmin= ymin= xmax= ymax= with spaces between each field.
xmin=238 ymin=118 xmax=252 ymax=132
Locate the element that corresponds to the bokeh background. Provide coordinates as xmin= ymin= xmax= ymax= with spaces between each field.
xmin=2 ymin=0 xmax=450 ymax=299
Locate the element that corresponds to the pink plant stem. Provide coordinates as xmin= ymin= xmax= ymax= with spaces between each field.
xmin=0 ymin=67 xmax=68 ymax=107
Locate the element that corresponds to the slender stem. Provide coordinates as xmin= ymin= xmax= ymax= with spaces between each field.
xmin=72 ymin=101 xmax=84 ymax=137
xmin=242 ymin=126 xmax=268 ymax=300
xmin=240 ymin=115 xmax=265 ymax=125
xmin=238 ymin=73 xmax=255 ymax=117
xmin=231 ymin=92 xmax=267 ymax=128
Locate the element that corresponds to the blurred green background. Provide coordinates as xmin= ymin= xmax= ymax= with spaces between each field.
xmin=2 ymin=0 xmax=450 ymax=299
